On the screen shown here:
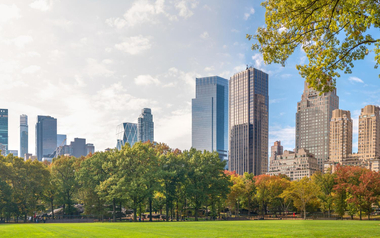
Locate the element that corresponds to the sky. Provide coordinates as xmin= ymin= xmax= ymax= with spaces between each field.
xmin=0 ymin=0 xmax=379 ymax=155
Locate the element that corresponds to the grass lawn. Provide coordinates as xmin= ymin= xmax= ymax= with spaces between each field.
xmin=1 ymin=220 xmax=380 ymax=237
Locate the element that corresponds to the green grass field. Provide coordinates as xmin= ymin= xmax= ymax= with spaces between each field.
xmin=1 ymin=220 xmax=379 ymax=237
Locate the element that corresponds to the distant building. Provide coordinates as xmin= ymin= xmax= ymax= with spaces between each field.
xmin=57 ymin=134 xmax=67 ymax=147
xmin=70 ymin=138 xmax=86 ymax=158
xmin=192 ymin=76 xmax=228 ymax=163
xmin=229 ymin=67 xmax=268 ymax=175
xmin=116 ymin=122 xmax=138 ymax=149
xmin=20 ymin=114 xmax=28 ymax=158
xmin=86 ymin=143 xmax=95 ymax=155
xmin=8 ymin=150 xmax=18 ymax=157
xmin=296 ymin=81 xmax=339 ymax=171
xmin=24 ymin=153 xmax=32 ymax=161
xmin=329 ymin=109 xmax=353 ymax=163
xmin=138 ymin=108 xmax=154 ymax=143
xmin=268 ymin=148 xmax=318 ymax=181
xmin=0 ymin=109 xmax=8 ymax=155
xmin=36 ymin=116 xmax=57 ymax=161
xmin=358 ymin=105 xmax=380 ymax=159
xmin=270 ymin=141 xmax=283 ymax=160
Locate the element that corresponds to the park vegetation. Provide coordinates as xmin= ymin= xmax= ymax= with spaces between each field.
xmin=0 ymin=141 xmax=380 ymax=222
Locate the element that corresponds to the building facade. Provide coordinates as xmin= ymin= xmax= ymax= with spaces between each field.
xmin=358 ymin=105 xmax=380 ymax=159
xmin=20 ymin=114 xmax=28 ymax=158
xmin=192 ymin=76 xmax=228 ymax=162
xmin=8 ymin=150 xmax=18 ymax=157
xmin=36 ymin=116 xmax=57 ymax=161
xmin=270 ymin=141 xmax=283 ymax=160
xmin=57 ymin=134 xmax=67 ymax=147
xmin=0 ymin=109 xmax=8 ymax=156
xmin=86 ymin=143 xmax=95 ymax=155
xmin=229 ymin=67 xmax=268 ymax=175
xmin=267 ymin=148 xmax=318 ymax=181
xmin=116 ymin=122 xmax=138 ymax=149
xmin=296 ymin=82 xmax=339 ymax=171
xmin=329 ymin=109 xmax=352 ymax=163
xmin=138 ymin=108 xmax=154 ymax=143
xmin=70 ymin=138 xmax=86 ymax=158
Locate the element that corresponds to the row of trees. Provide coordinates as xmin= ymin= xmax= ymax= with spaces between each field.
xmin=226 ymin=166 xmax=380 ymax=220
xmin=0 ymin=142 xmax=230 ymax=222
xmin=1 ymin=141 xmax=380 ymax=222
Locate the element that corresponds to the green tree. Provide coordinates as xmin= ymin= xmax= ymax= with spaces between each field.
xmin=281 ymin=177 xmax=320 ymax=219
xmin=312 ymin=171 xmax=336 ymax=217
xmin=248 ymin=0 xmax=380 ymax=93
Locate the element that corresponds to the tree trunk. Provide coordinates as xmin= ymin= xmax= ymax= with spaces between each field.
xmin=360 ymin=209 xmax=362 ymax=220
xmin=133 ymin=208 xmax=137 ymax=222
xmin=166 ymin=201 xmax=169 ymax=222
xmin=24 ymin=213 xmax=27 ymax=223
xmin=113 ymin=198 xmax=116 ymax=222
xmin=303 ymin=203 xmax=306 ymax=220
xmin=149 ymin=198 xmax=153 ymax=222
xmin=176 ymin=201 xmax=179 ymax=221
xmin=51 ymin=198 xmax=55 ymax=219
xmin=120 ymin=201 xmax=122 ymax=222
xmin=351 ymin=214 xmax=353 ymax=220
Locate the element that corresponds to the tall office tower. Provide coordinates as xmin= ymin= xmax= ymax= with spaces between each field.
xmin=138 ymin=108 xmax=154 ymax=143
xmin=36 ymin=116 xmax=57 ymax=161
xmin=0 ymin=109 xmax=8 ymax=156
xmin=296 ymin=82 xmax=339 ymax=171
xmin=329 ymin=109 xmax=352 ymax=163
xmin=358 ymin=105 xmax=380 ymax=159
xmin=70 ymin=138 xmax=86 ymax=158
xmin=20 ymin=114 xmax=28 ymax=158
xmin=116 ymin=122 xmax=138 ymax=149
xmin=192 ymin=76 xmax=228 ymax=162
xmin=57 ymin=134 xmax=67 ymax=147
xmin=86 ymin=143 xmax=95 ymax=155
xmin=229 ymin=67 xmax=269 ymax=175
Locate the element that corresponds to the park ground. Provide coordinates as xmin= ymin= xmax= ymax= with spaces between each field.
xmin=1 ymin=220 xmax=380 ymax=237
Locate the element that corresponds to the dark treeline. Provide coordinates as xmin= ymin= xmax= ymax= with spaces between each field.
xmin=1 ymin=141 xmax=380 ymax=222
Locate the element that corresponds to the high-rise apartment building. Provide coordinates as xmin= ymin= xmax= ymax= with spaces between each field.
xmin=86 ymin=143 xmax=95 ymax=155
xmin=138 ymin=108 xmax=154 ymax=143
xmin=36 ymin=116 xmax=57 ymax=161
xmin=296 ymin=82 xmax=339 ymax=171
xmin=271 ymin=141 xmax=283 ymax=159
xmin=229 ymin=67 xmax=268 ymax=175
xmin=20 ymin=114 xmax=28 ymax=158
xmin=329 ymin=109 xmax=352 ymax=163
xmin=0 ymin=109 xmax=8 ymax=156
xmin=192 ymin=76 xmax=228 ymax=162
xmin=116 ymin=122 xmax=138 ymax=149
xmin=358 ymin=105 xmax=380 ymax=159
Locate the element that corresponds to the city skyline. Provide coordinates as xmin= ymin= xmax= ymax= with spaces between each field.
xmin=0 ymin=0 xmax=379 ymax=155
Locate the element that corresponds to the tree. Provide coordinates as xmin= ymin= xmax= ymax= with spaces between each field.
xmin=241 ymin=173 xmax=257 ymax=217
xmin=225 ymin=171 xmax=244 ymax=217
xmin=281 ymin=177 xmax=320 ymax=219
xmin=312 ymin=172 xmax=336 ymax=217
xmin=255 ymin=175 xmax=272 ymax=218
xmin=247 ymin=0 xmax=380 ymax=93
xmin=267 ymin=176 xmax=290 ymax=215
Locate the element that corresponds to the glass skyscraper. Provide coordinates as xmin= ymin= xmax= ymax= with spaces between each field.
xmin=116 ymin=122 xmax=138 ymax=149
xmin=192 ymin=76 xmax=228 ymax=163
xmin=229 ymin=67 xmax=269 ymax=175
xmin=138 ymin=108 xmax=154 ymax=143
xmin=36 ymin=116 xmax=57 ymax=161
xmin=20 ymin=114 xmax=28 ymax=158
xmin=57 ymin=134 xmax=67 ymax=147
xmin=0 ymin=109 xmax=8 ymax=156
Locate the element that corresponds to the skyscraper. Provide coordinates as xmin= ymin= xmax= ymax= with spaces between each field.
xmin=138 ymin=108 xmax=154 ymax=143
xmin=229 ymin=67 xmax=269 ymax=175
xmin=86 ymin=143 xmax=95 ymax=155
xmin=36 ymin=116 xmax=57 ymax=161
xmin=70 ymin=138 xmax=86 ymax=158
xmin=116 ymin=122 xmax=138 ymax=149
xmin=270 ymin=141 xmax=283 ymax=160
xmin=57 ymin=134 xmax=67 ymax=147
xmin=0 ymin=109 xmax=8 ymax=156
xmin=329 ymin=109 xmax=352 ymax=163
xmin=358 ymin=105 xmax=380 ymax=159
xmin=296 ymin=82 xmax=339 ymax=171
xmin=20 ymin=114 xmax=28 ymax=158
xmin=192 ymin=76 xmax=228 ymax=162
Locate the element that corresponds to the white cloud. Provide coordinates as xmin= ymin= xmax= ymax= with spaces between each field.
xmin=269 ymin=125 xmax=295 ymax=151
xmin=106 ymin=0 xmax=167 ymax=29
xmin=200 ymin=31 xmax=209 ymax=39
xmin=278 ymin=26 xmax=287 ymax=33
xmin=252 ymin=53 xmax=264 ymax=69
xmin=12 ymin=35 xmax=33 ymax=49
xmin=349 ymin=76 xmax=364 ymax=83
xmin=244 ymin=7 xmax=255 ymax=20
xmin=176 ymin=0 xmax=195 ymax=18
xmin=29 ymin=0 xmax=52 ymax=11
xmin=115 ymin=35 xmax=152 ymax=55
xmin=204 ymin=66 xmax=214 ymax=72
xmin=0 ymin=4 xmax=20 ymax=23
xmin=21 ymin=65 xmax=41 ymax=74
xmin=134 ymin=74 xmax=160 ymax=86
xmin=269 ymin=98 xmax=286 ymax=104
xmin=84 ymin=58 xmax=114 ymax=77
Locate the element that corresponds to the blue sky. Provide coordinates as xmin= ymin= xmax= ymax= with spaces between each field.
xmin=0 ymin=0 xmax=379 ymax=154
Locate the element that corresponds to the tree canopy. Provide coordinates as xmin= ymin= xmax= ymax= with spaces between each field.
xmin=247 ymin=0 xmax=380 ymax=93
